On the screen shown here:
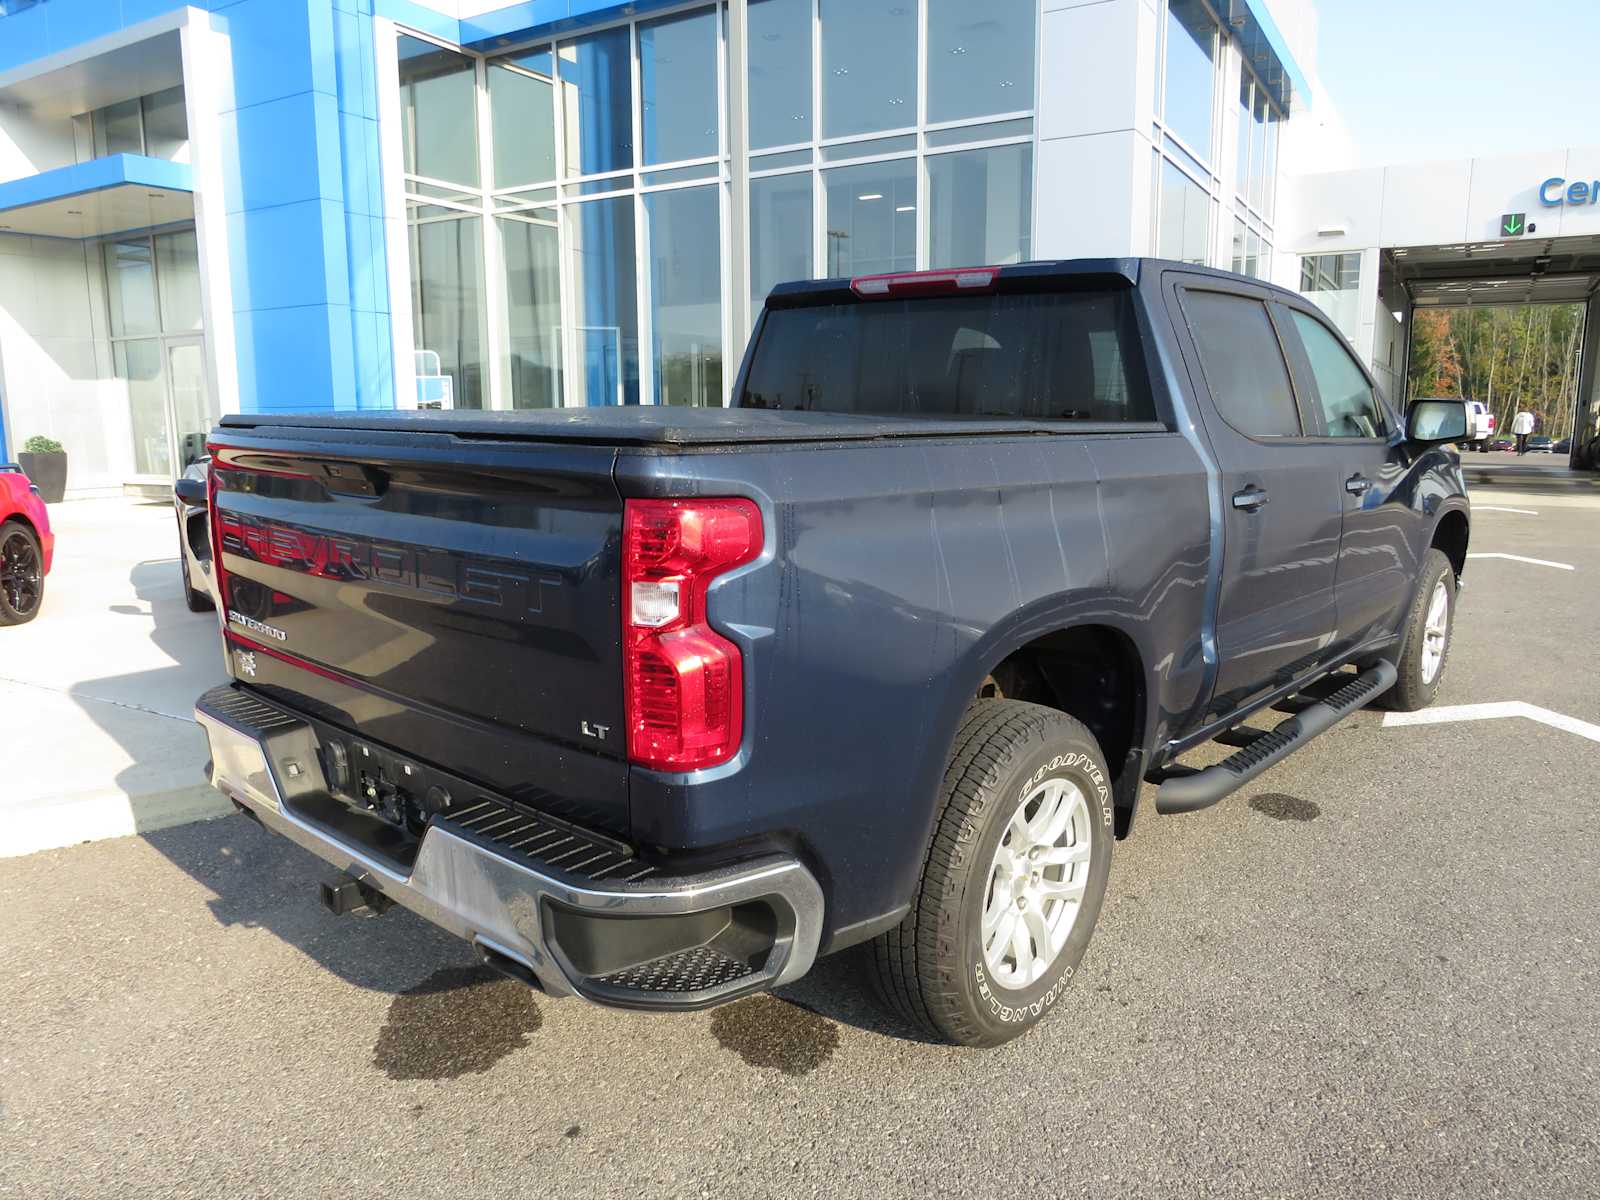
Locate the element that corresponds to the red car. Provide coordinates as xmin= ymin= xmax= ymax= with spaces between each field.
xmin=1 ymin=464 xmax=52 ymax=625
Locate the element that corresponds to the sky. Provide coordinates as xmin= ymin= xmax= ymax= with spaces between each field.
xmin=1312 ymin=0 xmax=1600 ymax=167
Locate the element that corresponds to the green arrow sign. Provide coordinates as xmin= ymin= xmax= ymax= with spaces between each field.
xmin=1501 ymin=212 xmax=1527 ymax=236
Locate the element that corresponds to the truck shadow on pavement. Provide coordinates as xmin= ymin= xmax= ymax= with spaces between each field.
xmin=1461 ymin=461 xmax=1600 ymax=498
xmin=63 ymin=557 xmax=229 ymax=836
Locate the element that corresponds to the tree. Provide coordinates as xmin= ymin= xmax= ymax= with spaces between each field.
xmin=1406 ymin=302 xmax=1584 ymax=437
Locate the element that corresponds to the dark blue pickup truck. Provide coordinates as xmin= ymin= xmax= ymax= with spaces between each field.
xmin=194 ymin=259 xmax=1470 ymax=1046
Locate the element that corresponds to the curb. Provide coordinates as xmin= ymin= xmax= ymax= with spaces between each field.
xmin=1 ymin=783 xmax=234 ymax=859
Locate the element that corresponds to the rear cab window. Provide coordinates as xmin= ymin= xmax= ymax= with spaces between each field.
xmin=740 ymin=287 xmax=1157 ymax=424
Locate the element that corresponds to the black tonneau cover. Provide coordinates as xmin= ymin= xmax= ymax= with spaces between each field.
xmin=218 ymin=407 xmax=1152 ymax=446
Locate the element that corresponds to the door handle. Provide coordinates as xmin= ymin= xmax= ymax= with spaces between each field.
xmin=1345 ymin=474 xmax=1371 ymax=495
xmin=1231 ymin=485 xmax=1270 ymax=512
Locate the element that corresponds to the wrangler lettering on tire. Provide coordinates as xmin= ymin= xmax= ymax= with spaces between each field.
xmin=867 ymin=700 xmax=1114 ymax=1046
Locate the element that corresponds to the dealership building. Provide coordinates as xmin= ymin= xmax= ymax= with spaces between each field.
xmin=0 ymin=0 xmax=1462 ymax=495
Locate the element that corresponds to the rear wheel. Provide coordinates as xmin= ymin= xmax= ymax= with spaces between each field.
xmin=0 ymin=520 xmax=44 ymax=626
xmin=867 ymin=700 xmax=1113 ymax=1046
xmin=1378 ymin=548 xmax=1455 ymax=712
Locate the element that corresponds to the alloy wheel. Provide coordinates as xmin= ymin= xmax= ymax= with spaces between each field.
xmin=1 ymin=531 xmax=42 ymax=616
xmin=1420 ymin=579 xmax=1449 ymax=684
xmin=981 ymin=777 xmax=1094 ymax=988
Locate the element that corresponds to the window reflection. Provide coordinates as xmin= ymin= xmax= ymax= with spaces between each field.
xmin=647 ymin=186 xmax=722 ymax=405
xmin=559 ymin=27 xmax=634 ymax=178
xmin=566 ymin=196 xmax=640 ymax=405
xmin=156 ymin=230 xmax=203 ymax=332
xmin=409 ymin=208 xmax=487 ymax=409
xmin=1158 ymin=160 xmax=1208 ymax=266
xmin=749 ymin=0 xmax=812 ymax=148
xmin=927 ymin=145 xmax=1032 ymax=268
xmin=751 ymin=173 xmax=813 ymax=316
xmin=820 ymin=0 xmax=916 ymax=138
xmin=398 ymin=36 xmax=480 ymax=186
xmin=639 ymin=8 xmax=719 ymax=165
xmin=106 ymin=240 xmax=160 ymax=337
xmin=1162 ymin=0 xmax=1216 ymax=161
xmin=926 ymin=0 xmax=1035 ymax=123
xmin=824 ymin=159 xmax=916 ymax=277
xmin=499 ymin=211 xmax=563 ymax=408
xmin=117 ymin=340 xmax=170 ymax=477
xmin=490 ymin=50 xmax=557 ymax=188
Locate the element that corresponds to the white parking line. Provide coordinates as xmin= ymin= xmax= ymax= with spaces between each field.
xmin=1474 ymin=505 xmax=1539 ymax=515
xmin=1384 ymin=702 xmax=1600 ymax=745
xmin=1466 ymin=552 xmax=1575 ymax=571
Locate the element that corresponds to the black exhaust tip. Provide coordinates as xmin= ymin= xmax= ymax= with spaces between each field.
xmin=475 ymin=942 xmax=546 ymax=992
xmin=231 ymin=799 xmax=264 ymax=827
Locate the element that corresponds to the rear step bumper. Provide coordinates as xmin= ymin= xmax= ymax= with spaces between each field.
xmin=195 ymin=685 xmax=823 ymax=1012
xmin=1154 ymin=662 xmax=1398 ymax=815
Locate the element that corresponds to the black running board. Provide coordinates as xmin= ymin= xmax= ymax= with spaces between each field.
xmin=1155 ymin=662 xmax=1397 ymax=816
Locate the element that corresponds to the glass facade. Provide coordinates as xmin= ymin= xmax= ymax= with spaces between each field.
xmin=1300 ymin=251 xmax=1364 ymax=343
xmin=1231 ymin=63 xmax=1281 ymax=280
xmin=926 ymin=0 xmax=1036 ymax=124
xmin=927 ymin=144 xmax=1033 ymax=269
xmin=820 ymin=1 xmax=917 ymax=139
xmin=1161 ymin=0 xmax=1217 ymax=161
xmin=748 ymin=0 xmax=811 ymax=149
xmin=1150 ymin=0 xmax=1293 ymax=282
xmin=77 ymin=86 xmax=192 ymax=164
xmin=1158 ymin=159 xmax=1210 ymax=266
xmin=1152 ymin=0 xmax=1219 ymax=269
xmin=394 ymin=2 xmax=1036 ymax=409
xmin=103 ymin=229 xmax=211 ymax=477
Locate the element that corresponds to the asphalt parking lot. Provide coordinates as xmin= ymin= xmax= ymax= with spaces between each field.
xmin=3 ymin=458 xmax=1597 ymax=1199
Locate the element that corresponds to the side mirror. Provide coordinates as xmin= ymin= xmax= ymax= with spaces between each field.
xmin=1406 ymin=399 xmax=1468 ymax=445
xmin=173 ymin=476 xmax=208 ymax=506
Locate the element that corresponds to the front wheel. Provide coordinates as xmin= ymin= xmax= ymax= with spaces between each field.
xmin=866 ymin=700 xmax=1114 ymax=1046
xmin=1379 ymin=548 xmax=1456 ymax=712
xmin=0 ymin=519 xmax=45 ymax=626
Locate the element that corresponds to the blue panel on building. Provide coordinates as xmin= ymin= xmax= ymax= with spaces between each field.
xmin=0 ymin=154 xmax=193 ymax=213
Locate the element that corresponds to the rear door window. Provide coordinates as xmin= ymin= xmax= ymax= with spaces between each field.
xmin=740 ymin=289 xmax=1157 ymax=423
xmin=1180 ymin=290 xmax=1303 ymax=438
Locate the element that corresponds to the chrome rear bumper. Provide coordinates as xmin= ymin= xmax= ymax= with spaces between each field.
xmin=195 ymin=687 xmax=823 ymax=1009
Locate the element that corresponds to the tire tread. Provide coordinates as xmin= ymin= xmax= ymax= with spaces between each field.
xmin=868 ymin=699 xmax=1102 ymax=1044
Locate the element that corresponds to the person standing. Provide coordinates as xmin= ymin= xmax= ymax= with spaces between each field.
xmin=1512 ymin=408 xmax=1536 ymax=454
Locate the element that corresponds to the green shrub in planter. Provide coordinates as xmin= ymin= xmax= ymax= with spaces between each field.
xmin=17 ymin=436 xmax=67 ymax=503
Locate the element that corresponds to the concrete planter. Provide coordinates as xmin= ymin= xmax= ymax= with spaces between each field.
xmin=17 ymin=451 xmax=67 ymax=503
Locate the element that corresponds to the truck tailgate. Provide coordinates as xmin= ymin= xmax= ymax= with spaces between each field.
xmin=208 ymin=426 xmax=629 ymax=835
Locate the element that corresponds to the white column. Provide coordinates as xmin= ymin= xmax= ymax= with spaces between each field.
xmin=373 ymin=17 xmax=417 ymax=410
xmin=1033 ymin=0 xmax=1155 ymax=260
xmin=726 ymin=0 xmax=749 ymax=395
xmin=181 ymin=11 xmax=240 ymax=417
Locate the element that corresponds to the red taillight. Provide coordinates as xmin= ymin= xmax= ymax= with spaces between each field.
xmin=205 ymin=443 xmax=229 ymax=612
xmin=622 ymin=498 xmax=762 ymax=772
xmin=849 ymin=267 xmax=999 ymax=299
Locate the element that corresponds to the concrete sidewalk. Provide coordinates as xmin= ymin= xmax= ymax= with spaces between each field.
xmin=1 ymin=497 xmax=229 ymax=857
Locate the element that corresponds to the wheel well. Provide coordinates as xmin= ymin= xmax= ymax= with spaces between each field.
xmin=1432 ymin=509 xmax=1469 ymax=578
xmin=978 ymin=626 xmax=1145 ymax=819
xmin=1 ymin=511 xmax=39 ymax=541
